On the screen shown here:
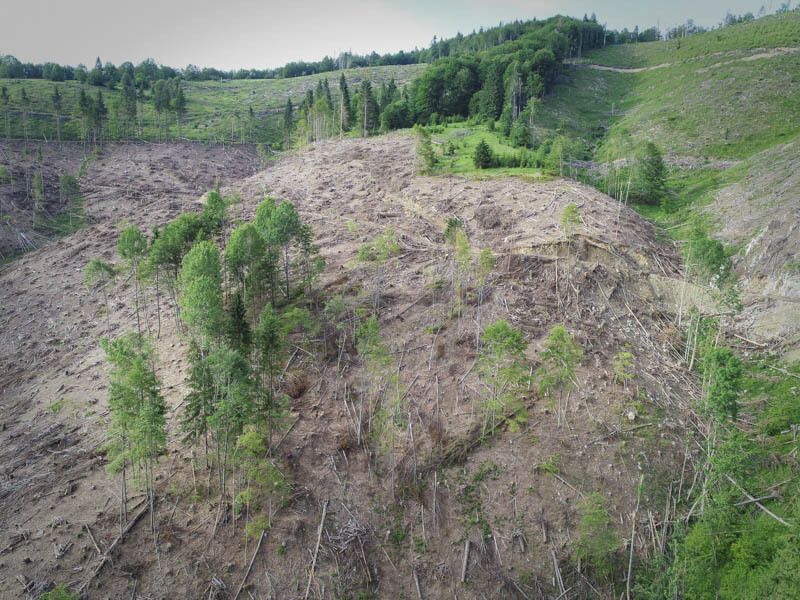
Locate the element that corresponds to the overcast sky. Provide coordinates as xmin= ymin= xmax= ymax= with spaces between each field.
xmin=0 ymin=0 xmax=781 ymax=70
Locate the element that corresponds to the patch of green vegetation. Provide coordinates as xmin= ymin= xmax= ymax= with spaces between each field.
xmin=0 ymin=64 xmax=425 ymax=144
xmin=634 ymin=328 xmax=800 ymax=598
xmin=48 ymin=397 xmax=67 ymax=413
xmin=572 ymin=492 xmax=619 ymax=579
xmin=0 ymin=164 xmax=11 ymax=184
xmin=39 ymin=585 xmax=79 ymax=600
xmin=582 ymin=12 xmax=800 ymax=68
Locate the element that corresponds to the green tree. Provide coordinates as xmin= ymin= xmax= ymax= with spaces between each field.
xmin=283 ymin=98 xmax=294 ymax=147
xmin=538 ymin=325 xmax=582 ymax=427
xmin=120 ymin=71 xmax=138 ymax=136
xmin=473 ymin=139 xmax=494 ymax=169
xmin=0 ymin=86 xmax=9 ymax=139
xmin=639 ymin=142 xmax=668 ymax=206
xmin=19 ymin=87 xmax=30 ymax=141
xmin=572 ymin=492 xmax=619 ymax=578
xmin=357 ymin=80 xmax=379 ymax=136
xmin=173 ymin=86 xmax=187 ymax=138
xmin=117 ymin=224 xmax=149 ymax=334
xmin=415 ymin=125 xmax=438 ymax=173
xmin=84 ymin=257 xmax=117 ymax=332
xmin=102 ymin=333 xmax=166 ymax=535
xmin=704 ymin=347 xmax=741 ymax=421
xmin=178 ymin=240 xmax=224 ymax=345
xmin=478 ymin=320 xmax=529 ymax=433
xmin=51 ymin=86 xmax=62 ymax=143
xmin=560 ymin=202 xmax=581 ymax=243
xmin=254 ymin=304 xmax=305 ymax=443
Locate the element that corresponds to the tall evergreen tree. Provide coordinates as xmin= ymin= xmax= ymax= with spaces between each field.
xmin=51 ymin=86 xmax=62 ymax=143
xmin=338 ymin=73 xmax=352 ymax=131
xmin=174 ymin=86 xmax=187 ymax=138
xmin=1 ymin=86 xmax=9 ymax=139
xmin=19 ymin=88 xmax=30 ymax=141
xmin=283 ymin=99 xmax=294 ymax=147
xmin=357 ymin=80 xmax=378 ymax=136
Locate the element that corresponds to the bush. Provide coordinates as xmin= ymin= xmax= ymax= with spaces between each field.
xmin=572 ymin=493 xmax=619 ymax=578
xmin=39 ymin=585 xmax=79 ymax=600
xmin=703 ymin=347 xmax=742 ymax=421
xmin=0 ymin=164 xmax=11 ymax=184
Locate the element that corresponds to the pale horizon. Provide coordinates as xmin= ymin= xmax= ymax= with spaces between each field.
xmin=0 ymin=0 xmax=783 ymax=71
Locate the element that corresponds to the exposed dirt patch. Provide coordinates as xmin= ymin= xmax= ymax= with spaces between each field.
xmin=0 ymin=134 xmax=698 ymax=599
xmin=709 ymin=137 xmax=800 ymax=357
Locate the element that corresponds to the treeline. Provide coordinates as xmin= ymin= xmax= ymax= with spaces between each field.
xmin=286 ymin=15 xmax=605 ymax=145
xmin=0 ymin=12 xmax=701 ymax=87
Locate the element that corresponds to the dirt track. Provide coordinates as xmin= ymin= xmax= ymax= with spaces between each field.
xmin=0 ymin=135 xmax=699 ymax=599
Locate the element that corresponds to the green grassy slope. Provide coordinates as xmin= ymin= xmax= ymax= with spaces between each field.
xmin=542 ymin=15 xmax=800 ymax=599
xmin=0 ymin=64 xmax=425 ymax=144
xmin=545 ymin=11 xmax=800 ymax=163
xmin=581 ymin=11 xmax=800 ymax=68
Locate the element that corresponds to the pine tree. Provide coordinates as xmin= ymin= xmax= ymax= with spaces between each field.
xmin=179 ymin=240 xmax=224 ymax=345
xmin=227 ymin=290 xmax=253 ymax=354
xmin=84 ymin=257 xmax=117 ymax=332
xmin=51 ymin=86 xmax=62 ymax=143
xmin=283 ymin=99 xmax=294 ymax=147
xmin=173 ymin=86 xmax=187 ymax=138
xmin=538 ymin=325 xmax=582 ymax=427
xmin=117 ymin=225 xmax=148 ymax=333
xmin=640 ymin=142 xmax=668 ymax=206
xmin=473 ymin=139 xmax=494 ymax=169
xmin=338 ymin=73 xmax=351 ymax=131
xmin=1 ymin=86 xmax=9 ymax=139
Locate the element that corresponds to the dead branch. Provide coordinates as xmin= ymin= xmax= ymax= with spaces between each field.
xmin=304 ymin=499 xmax=329 ymax=600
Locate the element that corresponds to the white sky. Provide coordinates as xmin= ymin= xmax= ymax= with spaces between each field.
xmin=0 ymin=0 xmax=781 ymax=70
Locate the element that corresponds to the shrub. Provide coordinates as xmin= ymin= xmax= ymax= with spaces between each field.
xmin=572 ymin=493 xmax=619 ymax=578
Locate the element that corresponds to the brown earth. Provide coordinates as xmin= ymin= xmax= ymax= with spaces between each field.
xmin=709 ymin=137 xmax=800 ymax=359
xmin=0 ymin=134 xmax=699 ymax=599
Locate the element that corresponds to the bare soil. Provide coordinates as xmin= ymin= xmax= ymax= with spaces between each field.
xmin=0 ymin=134 xmax=699 ymax=599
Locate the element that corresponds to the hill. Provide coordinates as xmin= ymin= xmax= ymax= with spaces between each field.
xmin=0 ymin=132 xmax=701 ymax=599
xmin=0 ymin=64 xmax=424 ymax=144
xmin=1 ymin=9 xmax=800 ymax=600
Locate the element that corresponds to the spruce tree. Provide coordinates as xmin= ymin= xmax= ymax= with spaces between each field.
xmin=1 ymin=86 xmax=9 ymax=139
xmin=473 ymin=139 xmax=494 ymax=169
xmin=283 ymin=99 xmax=294 ymax=147
xmin=51 ymin=86 xmax=62 ymax=143
xmin=227 ymin=290 xmax=253 ymax=354
xmin=338 ymin=73 xmax=351 ymax=130
xmin=640 ymin=142 xmax=668 ymax=206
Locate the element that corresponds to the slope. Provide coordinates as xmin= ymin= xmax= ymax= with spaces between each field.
xmin=538 ymin=10 xmax=800 ymax=351
xmin=0 ymin=133 xmax=697 ymax=599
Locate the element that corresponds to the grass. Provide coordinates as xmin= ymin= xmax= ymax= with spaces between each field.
xmin=428 ymin=123 xmax=550 ymax=180
xmin=0 ymin=64 xmax=425 ymax=144
xmin=581 ymin=11 xmax=800 ymax=68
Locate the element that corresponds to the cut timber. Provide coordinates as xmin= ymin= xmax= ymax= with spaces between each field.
xmin=234 ymin=529 xmax=266 ymax=599
xmin=461 ymin=539 xmax=471 ymax=583
xmin=304 ymin=499 xmax=329 ymax=600
xmin=78 ymin=500 xmax=151 ymax=593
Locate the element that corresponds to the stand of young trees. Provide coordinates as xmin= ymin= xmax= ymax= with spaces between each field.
xmin=96 ymin=190 xmax=325 ymax=540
